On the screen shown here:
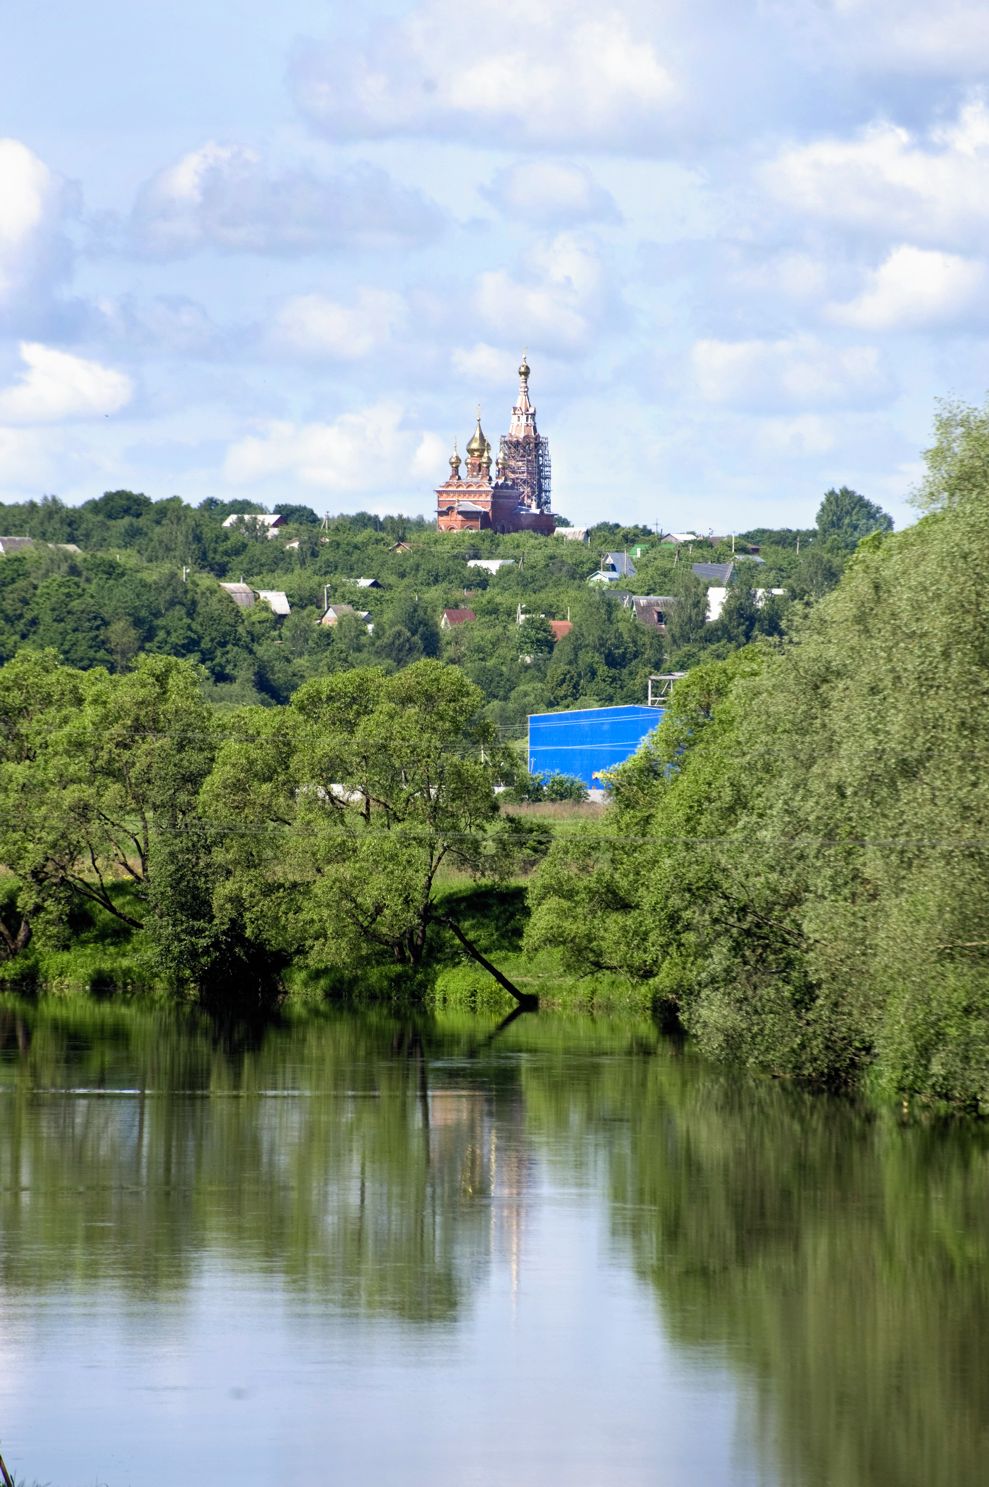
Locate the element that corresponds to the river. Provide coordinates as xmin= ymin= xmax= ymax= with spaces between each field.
xmin=0 ymin=999 xmax=986 ymax=1486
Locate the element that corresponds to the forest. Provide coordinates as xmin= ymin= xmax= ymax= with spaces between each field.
xmin=0 ymin=484 xmax=882 ymax=730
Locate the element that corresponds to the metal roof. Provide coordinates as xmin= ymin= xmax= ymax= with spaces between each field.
xmin=257 ymin=589 xmax=291 ymax=616
xmin=219 ymin=582 xmax=256 ymax=608
xmin=692 ymin=561 xmax=734 ymax=585
xmin=603 ymin=551 xmax=637 ymax=577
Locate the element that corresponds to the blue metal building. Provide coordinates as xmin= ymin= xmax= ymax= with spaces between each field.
xmin=527 ymin=705 xmax=664 ymax=789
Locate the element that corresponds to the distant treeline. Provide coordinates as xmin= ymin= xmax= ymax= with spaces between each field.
xmin=0 ymin=485 xmax=889 ymax=725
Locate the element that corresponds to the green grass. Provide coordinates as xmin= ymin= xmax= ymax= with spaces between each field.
xmin=429 ymin=882 xmax=653 ymax=1013
xmin=0 ymin=884 xmax=154 ymax=999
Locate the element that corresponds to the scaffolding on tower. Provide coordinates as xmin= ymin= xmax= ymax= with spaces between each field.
xmin=498 ymin=432 xmax=552 ymax=512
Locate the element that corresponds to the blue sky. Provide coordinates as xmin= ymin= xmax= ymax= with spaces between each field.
xmin=2 ymin=0 xmax=988 ymax=530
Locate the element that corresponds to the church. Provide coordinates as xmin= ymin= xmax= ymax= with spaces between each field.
xmin=435 ymin=355 xmax=556 ymax=534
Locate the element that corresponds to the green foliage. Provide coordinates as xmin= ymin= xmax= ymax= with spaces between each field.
xmin=0 ymin=490 xmax=875 ymax=719
xmin=204 ymin=660 xmax=521 ymax=977
xmin=525 ymin=415 xmax=989 ymax=1108
xmin=543 ymin=774 xmax=589 ymax=802
xmin=815 ymin=485 xmax=894 ymax=550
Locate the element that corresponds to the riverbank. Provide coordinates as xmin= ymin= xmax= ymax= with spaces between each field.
xmin=0 ymin=876 xmax=650 ymax=1016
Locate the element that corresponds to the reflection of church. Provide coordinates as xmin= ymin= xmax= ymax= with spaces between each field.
xmin=436 ymin=355 xmax=556 ymax=534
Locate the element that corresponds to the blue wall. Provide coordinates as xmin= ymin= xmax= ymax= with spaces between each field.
xmin=528 ymin=705 xmax=664 ymax=789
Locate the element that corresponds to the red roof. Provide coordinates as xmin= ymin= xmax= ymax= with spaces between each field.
xmin=549 ymin=620 xmax=573 ymax=641
xmin=442 ymin=608 xmax=476 ymax=625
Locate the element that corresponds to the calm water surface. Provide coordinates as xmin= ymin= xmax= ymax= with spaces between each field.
xmin=0 ymin=1000 xmax=987 ymax=1487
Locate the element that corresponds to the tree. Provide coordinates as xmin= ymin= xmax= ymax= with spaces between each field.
xmin=815 ymin=486 xmax=893 ymax=551
xmin=915 ymin=395 xmax=989 ymax=512
xmin=517 ymin=614 xmax=554 ymax=661
xmin=273 ymin=503 xmax=320 ymax=526
xmin=87 ymin=490 xmax=153 ymax=521
xmin=204 ymin=661 xmax=532 ymax=1000
xmin=714 ymin=586 xmax=760 ymax=647
xmin=664 ymin=571 xmax=708 ymax=654
xmin=0 ymin=651 xmax=85 ymax=959
xmin=0 ymin=654 xmax=219 ymax=960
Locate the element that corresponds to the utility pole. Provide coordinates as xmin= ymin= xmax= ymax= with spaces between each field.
xmin=323 ymin=584 xmax=331 ymax=613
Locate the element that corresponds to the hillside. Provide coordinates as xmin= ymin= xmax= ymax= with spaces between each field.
xmin=0 ymin=488 xmax=874 ymax=730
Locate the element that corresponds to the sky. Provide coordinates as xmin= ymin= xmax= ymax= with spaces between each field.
xmin=2 ymin=0 xmax=989 ymax=531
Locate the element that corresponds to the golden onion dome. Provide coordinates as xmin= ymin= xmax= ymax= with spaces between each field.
xmin=519 ymin=350 xmax=530 ymax=381
xmin=449 ymin=440 xmax=461 ymax=472
xmin=466 ymin=414 xmax=486 ymax=457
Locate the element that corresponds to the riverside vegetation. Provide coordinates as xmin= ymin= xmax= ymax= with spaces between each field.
xmin=1 ymin=404 xmax=987 ymax=1110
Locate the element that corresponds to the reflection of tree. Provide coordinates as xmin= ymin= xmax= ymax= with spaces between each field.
xmin=0 ymin=1004 xmax=520 ymax=1323
xmin=4 ymin=1002 xmax=987 ymax=1487
xmin=524 ymin=1044 xmax=989 ymax=1487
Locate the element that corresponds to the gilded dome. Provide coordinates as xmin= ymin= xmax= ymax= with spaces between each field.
xmin=466 ymin=414 xmax=487 ymax=458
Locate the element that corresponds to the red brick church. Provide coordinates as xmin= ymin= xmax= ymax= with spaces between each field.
xmin=436 ymin=355 xmax=556 ymax=534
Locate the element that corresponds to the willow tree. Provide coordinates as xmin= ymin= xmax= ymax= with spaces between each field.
xmin=204 ymin=660 xmax=529 ymax=998
xmin=0 ymin=650 xmax=85 ymax=959
xmin=527 ymin=400 xmax=989 ymax=1108
xmin=0 ymin=650 xmax=220 ymax=978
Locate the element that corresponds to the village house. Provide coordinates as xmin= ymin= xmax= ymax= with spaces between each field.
xmin=440 ymin=608 xmax=476 ymax=628
xmin=219 ymin=581 xmax=256 ymax=608
xmin=588 ymin=551 xmax=637 ymax=585
xmin=256 ymin=589 xmax=291 ymax=616
xmin=320 ymin=604 xmax=371 ymax=628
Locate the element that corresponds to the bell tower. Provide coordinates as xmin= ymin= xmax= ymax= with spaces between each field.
xmin=498 ymin=353 xmax=552 ymax=512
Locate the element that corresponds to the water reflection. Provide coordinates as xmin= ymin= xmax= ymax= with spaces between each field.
xmin=0 ymin=999 xmax=987 ymax=1487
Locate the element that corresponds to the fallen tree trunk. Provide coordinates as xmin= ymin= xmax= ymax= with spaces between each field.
xmin=437 ymin=916 xmax=538 ymax=1009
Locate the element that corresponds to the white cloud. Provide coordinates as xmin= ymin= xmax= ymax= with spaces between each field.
xmin=223 ymin=404 xmax=432 ymax=491
xmin=132 ymin=142 xmax=443 ymax=257
xmin=474 ymin=233 xmax=610 ymax=353
xmin=754 ymin=413 xmax=836 ymax=458
xmin=482 ymin=161 xmax=620 ymax=225
xmin=290 ymin=0 xmax=677 ymax=151
xmin=691 ymin=334 xmax=890 ymax=410
xmin=269 ymin=290 xmax=406 ymax=360
xmin=0 ymin=424 xmax=54 ymax=485
xmin=0 ymin=342 xmax=132 ymax=423
xmin=829 ymin=245 xmax=988 ymax=331
xmin=764 ymin=99 xmax=989 ymax=248
xmin=411 ymin=432 xmax=447 ymax=479
xmin=0 ymin=138 xmax=75 ymax=316
xmin=97 ymin=294 xmax=225 ymax=358
xmin=452 ymin=343 xmax=516 ymax=388
xmin=730 ymin=249 xmax=832 ymax=303
xmin=773 ymin=1 xmax=989 ymax=77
